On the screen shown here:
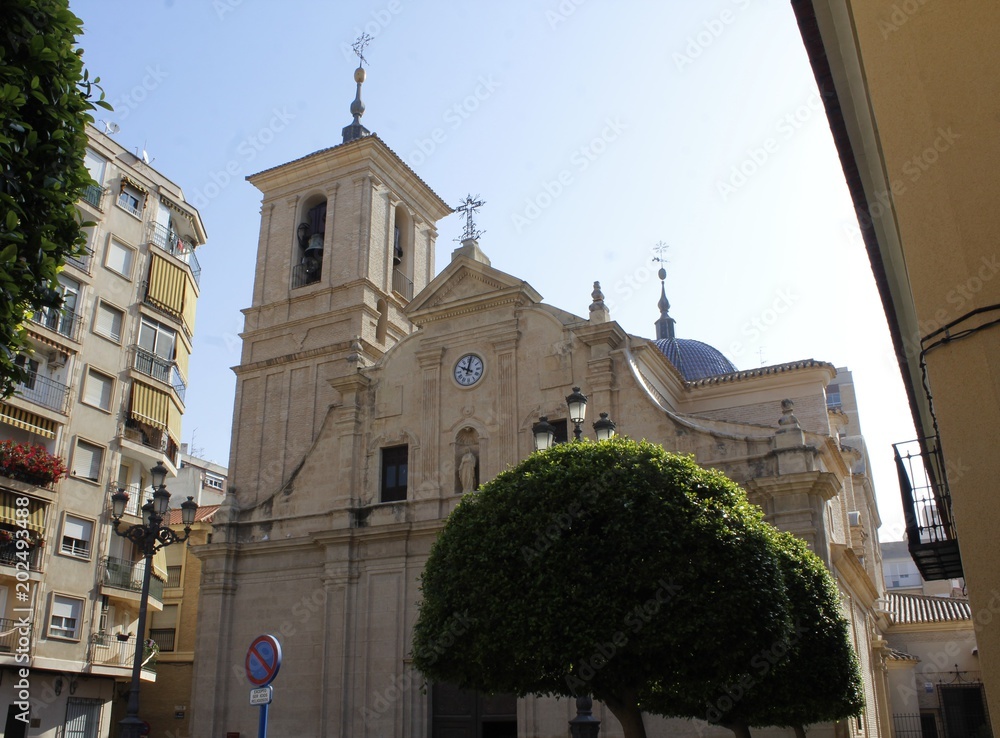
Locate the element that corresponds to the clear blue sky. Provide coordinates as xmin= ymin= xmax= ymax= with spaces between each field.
xmin=70 ymin=0 xmax=913 ymax=539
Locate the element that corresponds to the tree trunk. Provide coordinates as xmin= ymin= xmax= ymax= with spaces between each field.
xmin=793 ymin=725 xmax=807 ymax=738
xmin=720 ymin=722 xmax=753 ymax=738
xmin=603 ymin=696 xmax=648 ymax=738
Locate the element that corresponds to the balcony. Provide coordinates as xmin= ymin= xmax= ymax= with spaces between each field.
xmin=88 ymin=632 xmax=156 ymax=676
xmin=0 ymin=618 xmax=31 ymax=659
xmin=108 ymin=481 xmax=144 ymax=518
xmin=149 ymin=222 xmax=202 ymax=286
xmin=121 ymin=417 xmax=179 ymax=467
xmin=29 ymin=306 xmax=82 ymax=342
xmin=100 ymin=556 xmax=165 ymax=601
xmin=0 ymin=541 xmax=43 ymax=571
xmin=894 ymin=436 xmax=963 ymax=580
xmin=81 ymin=184 xmax=106 ymax=209
xmin=392 ymin=269 xmax=414 ymax=300
xmin=12 ymin=370 xmax=70 ymax=414
xmin=130 ymin=345 xmax=186 ymax=403
xmin=292 ymin=261 xmax=322 ymax=289
xmin=65 ymin=246 xmax=94 ymax=274
xmin=149 ymin=627 xmax=176 ymax=652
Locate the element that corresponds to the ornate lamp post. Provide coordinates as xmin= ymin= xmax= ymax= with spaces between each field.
xmin=110 ymin=461 xmax=197 ymax=738
xmin=532 ymin=388 xmax=616 ymax=451
xmin=566 ymin=386 xmax=588 ymax=441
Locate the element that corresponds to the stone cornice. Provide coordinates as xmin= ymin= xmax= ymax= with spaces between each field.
xmin=745 ymin=470 xmax=842 ymax=501
xmin=831 ymin=542 xmax=881 ymax=607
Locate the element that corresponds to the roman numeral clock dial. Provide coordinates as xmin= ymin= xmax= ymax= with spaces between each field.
xmin=454 ymin=354 xmax=484 ymax=387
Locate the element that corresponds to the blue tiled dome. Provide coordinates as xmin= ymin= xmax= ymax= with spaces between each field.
xmin=653 ymin=337 xmax=738 ymax=381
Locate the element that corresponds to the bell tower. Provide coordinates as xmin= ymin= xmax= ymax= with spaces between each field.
xmin=229 ymin=41 xmax=452 ymax=505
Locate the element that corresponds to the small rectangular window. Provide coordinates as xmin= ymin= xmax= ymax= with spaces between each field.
xmin=61 ymin=514 xmax=94 ymax=558
xmin=94 ymin=301 xmax=124 ymax=342
xmin=72 ymin=439 xmax=104 ymax=482
xmin=49 ymin=594 xmax=83 ymax=640
xmin=105 ymin=238 xmax=135 ymax=279
xmin=82 ymin=368 xmax=114 ymax=411
xmin=204 ymin=472 xmax=224 ymax=490
xmin=380 ymin=445 xmax=408 ymax=503
xmin=117 ymin=183 xmax=144 ymax=217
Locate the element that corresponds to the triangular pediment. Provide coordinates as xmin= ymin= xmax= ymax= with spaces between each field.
xmin=406 ymin=255 xmax=543 ymax=325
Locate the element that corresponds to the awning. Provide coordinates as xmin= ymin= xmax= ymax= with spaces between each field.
xmin=147 ymin=253 xmax=185 ymax=317
xmin=181 ymin=273 xmax=198 ymax=336
xmin=130 ymin=382 xmax=170 ymax=430
xmin=167 ymin=395 xmax=182 ymax=450
xmin=0 ymin=490 xmax=46 ymax=533
xmin=174 ymin=339 xmax=190 ymax=382
xmin=26 ymin=328 xmax=71 ymax=351
xmin=120 ymin=175 xmax=148 ymax=194
xmin=0 ymin=403 xmax=56 ymax=439
xmin=152 ymin=546 xmax=168 ymax=581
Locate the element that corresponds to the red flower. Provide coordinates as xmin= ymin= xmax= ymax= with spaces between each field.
xmin=0 ymin=440 xmax=68 ymax=487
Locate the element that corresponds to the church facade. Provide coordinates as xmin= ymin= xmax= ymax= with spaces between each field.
xmin=191 ymin=69 xmax=890 ymax=738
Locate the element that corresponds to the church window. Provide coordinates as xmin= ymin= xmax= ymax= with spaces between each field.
xmin=380 ymin=445 xmax=408 ymax=502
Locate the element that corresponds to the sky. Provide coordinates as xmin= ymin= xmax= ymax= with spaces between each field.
xmin=69 ymin=0 xmax=914 ymax=540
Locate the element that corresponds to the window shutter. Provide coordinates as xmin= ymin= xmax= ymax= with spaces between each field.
xmin=96 ymin=303 xmax=123 ymax=341
xmin=73 ymin=441 xmax=103 ymax=481
xmin=84 ymin=370 xmax=113 ymax=409
xmin=63 ymin=516 xmax=93 ymax=543
xmin=106 ymin=240 xmax=133 ymax=276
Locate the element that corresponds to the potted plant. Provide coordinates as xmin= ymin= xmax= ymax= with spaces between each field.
xmin=0 ymin=440 xmax=68 ymax=486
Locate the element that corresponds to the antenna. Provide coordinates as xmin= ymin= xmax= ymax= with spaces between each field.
xmin=135 ymin=142 xmax=155 ymax=167
xmin=99 ymin=120 xmax=120 ymax=135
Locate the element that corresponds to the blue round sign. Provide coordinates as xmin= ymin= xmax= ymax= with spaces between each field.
xmin=245 ymin=635 xmax=282 ymax=687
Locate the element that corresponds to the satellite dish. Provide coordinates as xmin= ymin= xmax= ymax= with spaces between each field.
xmin=100 ymin=120 xmax=120 ymax=135
xmin=142 ymin=150 xmax=150 ymax=164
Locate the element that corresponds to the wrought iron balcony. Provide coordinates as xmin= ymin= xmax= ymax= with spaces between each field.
xmin=81 ymin=184 xmax=105 ymax=209
xmin=130 ymin=345 xmax=186 ymax=403
xmin=120 ymin=417 xmax=179 ymax=466
xmin=0 ymin=618 xmax=31 ymax=657
xmin=65 ymin=246 xmax=95 ymax=274
xmin=149 ymin=627 xmax=176 ymax=652
xmin=894 ymin=437 xmax=963 ymax=580
xmin=149 ymin=222 xmax=202 ymax=285
xmin=0 ymin=541 xmax=43 ymax=571
xmin=392 ymin=268 xmax=414 ymax=300
xmin=13 ymin=370 xmax=70 ymax=414
xmin=29 ymin=306 xmax=82 ymax=341
xmin=108 ymin=481 xmax=144 ymax=518
xmin=100 ymin=556 xmax=165 ymax=601
xmin=89 ymin=632 xmax=157 ymax=674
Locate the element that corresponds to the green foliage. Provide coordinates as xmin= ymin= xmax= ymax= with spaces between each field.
xmin=412 ymin=438 xmax=793 ymax=728
xmin=0 ymin=0 xmax=109 ymax=396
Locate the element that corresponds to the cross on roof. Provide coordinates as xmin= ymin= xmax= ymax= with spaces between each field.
xmin=456 ymin=194 xmax=486 ymax=241
xmin=352 ymin=33 xmax=372 ymax=67
xmin=651 ymin=241 xmax=670 ymax=265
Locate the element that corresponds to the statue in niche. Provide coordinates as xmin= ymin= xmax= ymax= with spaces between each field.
xmin=459 ymin=448 xmax=478 ymax=493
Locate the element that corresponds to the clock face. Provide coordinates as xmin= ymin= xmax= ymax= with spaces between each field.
xmin=454 ymin=354 xmax=484 ymax=386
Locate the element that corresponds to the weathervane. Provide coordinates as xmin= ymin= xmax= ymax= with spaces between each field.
xmin=456 ymin=194 xmax=486 ymax=241
xmin=352 ymin=33 xmax=372 ymax=67
xmin=651 ymin=241 xmax=670 ymax=267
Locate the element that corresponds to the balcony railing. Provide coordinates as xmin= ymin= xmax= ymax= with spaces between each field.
xmin=65 ymin=246 xmax=94 ymax=274
xmin=117 ymin=191 xmax=143 ymax=218
xmin=0 ymin=542 xmax=43 ymax=571
xmin=108 ymin=481 xmax=144 ymax=518
xmin=13 ymin=370 xmax=70 ymax=414
xmin=392 ymin=269 xmax=414 ymax=300
xmin=149 ymin=627 xmax=176 ymax=652
xmin=29 ymin=306 xmax=82 ymax=341
xmin=88 ymin=632 xmax=156 ymax=674
xmin=0 ymin=618 xmax=31 ymax=656
xmin=166 ymin=566 xmax=182 ymax=588
xmin=894 ymin=436 xmax=963 ymax=580
xmin=81 ymin=184 xmax=105 ymax=209
xmin=130 ymin=346 xmax=186 ymax=403
xmin=101 ymin=556 xmax=165 ymax=601
xmin=121 ymin=417 xmax=179 ymax=466
xmin=149 ymin=222 xmax=201 ymax=285
xmin=291 ymin=261 xmax=322 ymax=289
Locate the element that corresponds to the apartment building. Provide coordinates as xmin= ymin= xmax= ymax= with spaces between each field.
xmin=0 ymin=124 xmax=206 ymax=737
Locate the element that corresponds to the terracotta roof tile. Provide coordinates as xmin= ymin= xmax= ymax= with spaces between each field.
xmin=885 ymin=592 xmax=971 ymax=625
xmin=167 ymin=504 xmax=219 ymax=526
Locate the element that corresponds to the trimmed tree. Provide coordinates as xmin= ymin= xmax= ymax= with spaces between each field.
xmin=0 ymin=0 xmax=108 ymax=396
xmin=650 ymin=530 xmax=865 ymax=737
xmin=412 ymin=438 xmax=793 ymax=738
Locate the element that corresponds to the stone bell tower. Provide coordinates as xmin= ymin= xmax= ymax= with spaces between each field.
xmin=229 ymin=45 xmax=452 ymax=506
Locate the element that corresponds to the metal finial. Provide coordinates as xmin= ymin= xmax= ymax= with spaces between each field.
xmin=652 ymin=241 xmax=669 ymax=281
xmin=455 ymin=194 xmax=486 ymax=242
xmin=653 ymin=242 xmax=675 ymax=340
xmin=352 ymin=33 xmax=372 ymax=67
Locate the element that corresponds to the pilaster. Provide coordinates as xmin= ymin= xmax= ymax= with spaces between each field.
xmin=416 ymin=347 xmax=444 ymax=497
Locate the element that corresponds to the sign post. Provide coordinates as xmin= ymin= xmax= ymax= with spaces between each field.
xmin=245 ymin=635 xmax=282 ymax=738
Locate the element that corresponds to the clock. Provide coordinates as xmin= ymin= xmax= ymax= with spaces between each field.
xmin=454 ymin=354 xmax=484 ymax=386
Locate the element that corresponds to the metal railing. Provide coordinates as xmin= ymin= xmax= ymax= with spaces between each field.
xmin=166 ymin=566 xmax=182 ymax=588
xmin=29 ymin=305 xmax=82 ymax=341
xmin=149 ymin=222 xmax=201 ymax=285
xmin=121 ymin=417 xmax=179 ymax=466
xmin=392 ymin=269 xmax=414 ymax=300
xmin=117 ymin=191 xmax=143 ymax=218
xmin=130 ymin=345 xmax=186 ymax=403
xmin=0 ymin=618 xmax=31 ymax=656
xmin=82 ymin=184 xmax=105 ymax=209
xmin=100 ymin=556 xmax=165 ymax=601
xmin=65 ymin=246 xmax=95 ymax=274
xmin=139 ymin=281 xmax=192 ymax=339
xmin=0 ymin=542 xmax=43 ymax=571
xmin=13 ymin=369 xmax=70 ymax=413
xmin=149 ymin=628 xmax=176 ymax=652
xmin=88 ymin=632 xmax=156 ymax=673
xmin=108 ymin=482 xmax=144 ymax=518
xmin=292 ymin=261 xmax=322 ymax=289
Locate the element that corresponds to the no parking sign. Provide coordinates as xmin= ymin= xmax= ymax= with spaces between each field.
xmin=245 ymin=634 xmax=282 ymax=738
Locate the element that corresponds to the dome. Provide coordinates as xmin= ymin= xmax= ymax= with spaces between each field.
xmin=653 ymin=337 xmax=738 ymax=381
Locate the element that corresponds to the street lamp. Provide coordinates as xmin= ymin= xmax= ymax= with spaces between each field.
xmin=532 ymin=388 xmax=616 ymax=451
xmin=532 ymin=416 xmax=557 ymax=451
xmin=592 ymin=412 xmax=616 ymax=441
xmin=110 ymin=461 xmax=198 ymax=738
xmin=566 ymin=386 xmax=588 ymax=441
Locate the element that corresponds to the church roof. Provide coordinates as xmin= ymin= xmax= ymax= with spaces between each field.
xmin=884 ymin=592 xmax=972 ymax=626
xmin=653 ymin=337 xmax=738 ymax=381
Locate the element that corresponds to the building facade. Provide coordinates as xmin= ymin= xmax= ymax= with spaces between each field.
xmin=0 ymin=125 xmax=206 ymax=737
xmin=190 ymin=72 xmax=891 ymax=738
xmin=792 ymin=0 xmax=1000 ymax=725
